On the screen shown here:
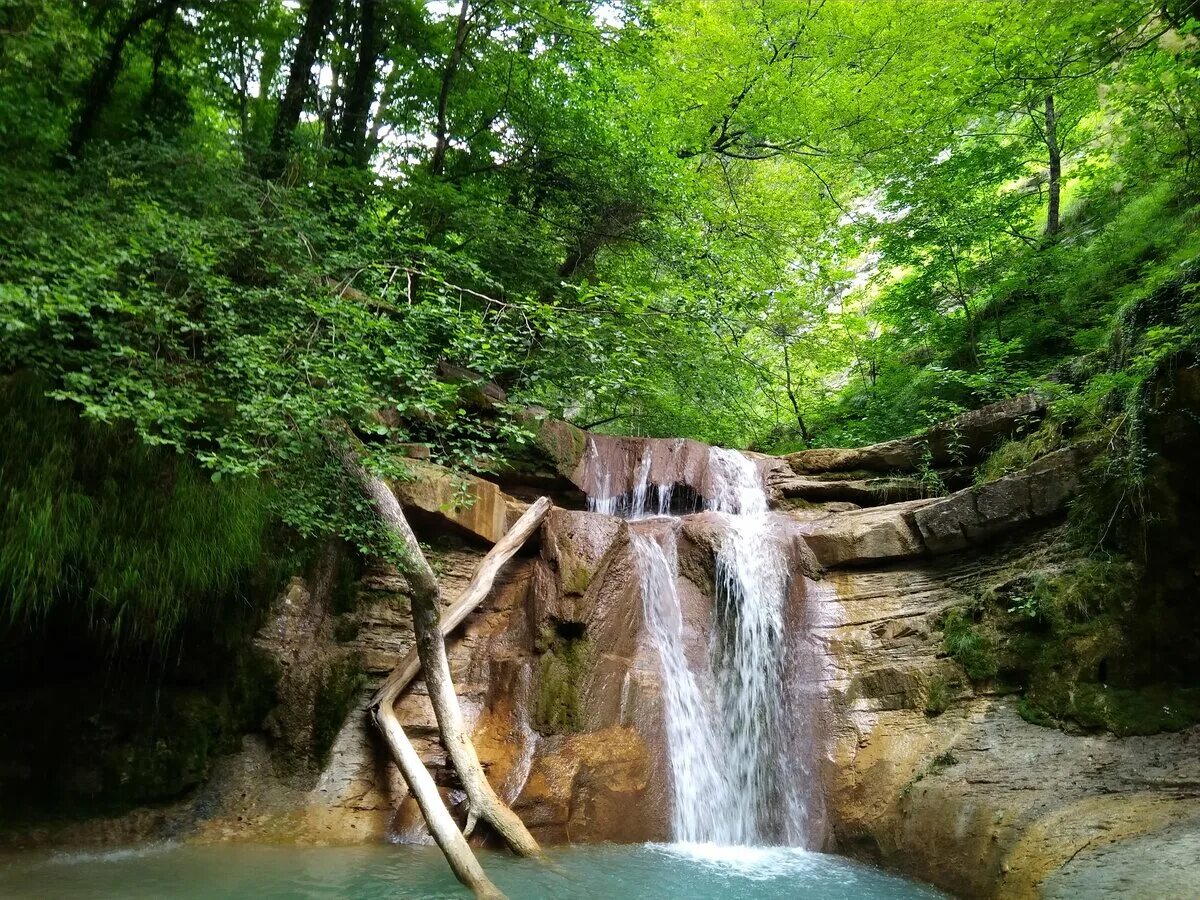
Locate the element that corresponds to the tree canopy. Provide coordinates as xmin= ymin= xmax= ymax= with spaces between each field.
xmin=2 ymin=0 xmax=1198 ymax=556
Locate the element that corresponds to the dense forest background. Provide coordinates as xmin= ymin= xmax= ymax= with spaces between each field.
xmin=1 ymin=0 xmax=1199 ymax=820
xmin=1 ymin=0 xmax=1198 ymax=638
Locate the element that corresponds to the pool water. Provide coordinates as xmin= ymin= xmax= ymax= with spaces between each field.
xmin=0 ymin=841 xmax=943 ymax=899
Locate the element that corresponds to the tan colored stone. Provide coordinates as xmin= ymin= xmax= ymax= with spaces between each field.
xmin=814 ymin=529 xmax=1200 ymax=898
xmin=797 ymin=500 xmax=933 ymax=567
xmin=391 ymin=460 xmax=509 ymax=543
xmin=514 ymin=726 xmax=664 ymax=843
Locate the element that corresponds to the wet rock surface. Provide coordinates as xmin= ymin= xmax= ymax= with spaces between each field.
xmin=813 ymin=527 xmax=1200 ymax=898
xmin=9 ymin=414 xmax=1197 ymax=900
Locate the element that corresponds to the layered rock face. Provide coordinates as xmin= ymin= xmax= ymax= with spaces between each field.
xmin=814 ymin=528 xmax=1200 ymax=898
xmin=772 ymin=398 xmax=1200 ymax=898
xmin=11 ymin=396 xmax=1197 ymax=900
xmin=201 ymin=400 xmax=1199 ymax=897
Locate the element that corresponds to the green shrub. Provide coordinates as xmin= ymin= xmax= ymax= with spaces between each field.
xmin=942 ymin=607 xmax=999 ymax=682
xmin=924 ymin=676 xmax=954 ymax=717
xmin=975 ymin=419 xmax=1066 ymax=485
xmin=1017 ymin=696 xmax=1055 ymax=727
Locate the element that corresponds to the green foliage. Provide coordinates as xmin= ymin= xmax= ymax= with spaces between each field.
xmin=923 ymin=676 xmax=954 ymax=717
xmin=3 ymin=0 xmax=1199 ymax=458
xmin=942 ymin=607 xmax=999 ymax=682
xmin=914 ymin=443 xmax=949 ymax=497
xmin=0 ymin=376 xmax=279 ymax=644
xmin=1026 ymin=680 xmax=1200 ymax=737
xmin=976 ymin=420 xmax=1066 ymax=485
xmin=957 ymin=550 xmax=1200 ymax=736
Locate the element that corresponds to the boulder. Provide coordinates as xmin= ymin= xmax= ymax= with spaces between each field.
xmin=797 ymin=500 xmax=933 ymax=567
xmin=523 ymin=410 xmax=589 ymax=479
xmin=514 ymin=726 xmax=664 ymax=843
xmin=911 ymin=447 xmax=1083 ymax=553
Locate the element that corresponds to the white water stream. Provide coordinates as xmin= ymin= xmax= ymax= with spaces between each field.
xmin=589 ymin=442 xmax=809 ymax=846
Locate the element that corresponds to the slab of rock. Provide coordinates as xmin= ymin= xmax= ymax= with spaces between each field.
xmin=786 ymin=393 xmax=1045 ymax=475
xmin=911 ymin=447 xmax=1082 ymax=553
xmin=391 ymin=459 xmax=510 ymax=543
xmin=523 ymin=412 xmax=785 ymax=510
xmin=777 ymin=475 xmax=934 ymax=507
xmin=800 ymin=447 xmax=1084 ymax=566
xmin=796 ymin=500 xmax=933 ymax=567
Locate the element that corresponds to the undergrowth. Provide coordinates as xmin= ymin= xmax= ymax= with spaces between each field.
xmin=0 ymin=375 xmax=280 ymax=645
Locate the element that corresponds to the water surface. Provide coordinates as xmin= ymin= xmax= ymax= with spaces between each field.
xmin=0 ymin=842 xmax=943 ymax=899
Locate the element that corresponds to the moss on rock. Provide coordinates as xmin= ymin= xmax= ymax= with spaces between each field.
xmin=533 ymin=622 xmax=594 ymax=734
xmin=312 ymin=652 xmax=366 ymax=766
xmin=943 ymin=551 xmax=1200 ymax=737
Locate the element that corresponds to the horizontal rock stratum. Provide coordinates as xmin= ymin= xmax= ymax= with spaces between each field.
xmin=10 ymin=396 xmax=1196 ymax=900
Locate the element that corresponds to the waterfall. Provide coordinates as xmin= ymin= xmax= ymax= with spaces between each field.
xmin=583 ymin=438 xmax=681 ymax=519
xmin=708 ymin=449 xmax=802 ymax=844
xmin=630 ymin=529 xmax=732 ymax=842
xmin=605 ymin=443 xmax=809 ymax=847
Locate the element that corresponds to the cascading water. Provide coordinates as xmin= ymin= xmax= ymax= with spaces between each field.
xmin=592 ymin=441 xmax=811 ymax=847
xmin=630 ymin=530 xmax=731 ymax=842
xmin=585 ymin=440 xmax=675 ymax=519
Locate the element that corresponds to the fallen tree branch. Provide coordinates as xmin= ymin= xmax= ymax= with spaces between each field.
xmin=371 ymin=699 xmax=504 ymax=899
xmin=344 ymin=451 xmax=546 ymax=862
xmin=370 ymin=495 xmax=552 ymax=708
xmin=336 ymin=443 xmax=512 ymax=897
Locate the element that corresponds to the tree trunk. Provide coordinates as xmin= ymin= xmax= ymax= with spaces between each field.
xmin=370 ymin=496 xmax=551 ymax=710
xmin=1044 ymin=93 xmax=1061 ymax=238
xmin=333 ymin=449 xmax=509 ymax=897
xmin=556 ymin=201 xmax=644 ymax=281
xmin=67 ymin=0 xmax=167 ymax=157
xmin=365 ymin=66 xmax=402 ymax=158
xmin=782 ymin=341 xmax=810 ymax=447
xmin=141 ymin=1 xmax=180 ymax=119
xmin=342 ymin=449 xmax=544 ymax=860
xmin=334 ymin=0 xmax=384 ymax=166
xmin=430 ymin=0 xmax=473 ymax=177
xmin=373 ymin=696 xmax=504 ymax=899
xmin=263 ymin=0 xmax=337 ymax=179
